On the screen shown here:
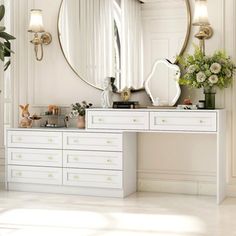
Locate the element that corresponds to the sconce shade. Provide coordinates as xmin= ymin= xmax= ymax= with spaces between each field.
xmin=192 ymin=0 xmax=210 ymax=26
xmin=28 ymin=9 xmax=45 ymax=33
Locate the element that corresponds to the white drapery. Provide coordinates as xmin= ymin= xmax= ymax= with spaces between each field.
xmin=121 ymin=0 xmax=143 ymax=90
xmin=60 ymin=0 xmax=114 ymax=88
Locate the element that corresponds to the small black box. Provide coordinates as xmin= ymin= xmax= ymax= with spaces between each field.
xmin=113 ymin=101 xmax=139 ymax=109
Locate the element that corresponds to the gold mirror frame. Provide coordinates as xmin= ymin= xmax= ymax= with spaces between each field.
xmin=57 ymin=0 xmax=191 ymax=93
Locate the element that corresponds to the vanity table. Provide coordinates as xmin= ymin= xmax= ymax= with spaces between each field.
xmin=6 ymin=109 xmax=226 ymax=204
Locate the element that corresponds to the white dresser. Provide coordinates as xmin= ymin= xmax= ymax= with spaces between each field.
xmin=6 ymin=109 xmax=226 ymax=203
xmin=6 ymin=129 xmax=137 ymax=197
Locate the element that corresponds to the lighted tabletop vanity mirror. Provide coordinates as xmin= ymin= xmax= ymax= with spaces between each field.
xmin=58 ymin=0 xmax=191 ymax=92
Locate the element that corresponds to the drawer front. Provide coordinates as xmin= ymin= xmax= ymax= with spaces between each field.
xmin=87 ymin=110 xmax=149 ymax=130
xmin=63 ymin=150 xmax=122 ymax=170
xmin=63 ymin=132 xmax=122 ymax=151
xmin=8 ymin=165 xmax=62 ymax=185
xmin=7 ymin=131 xmax=62 ymax=149
xmin=8 ymin=148 xmax=62 ymax=167
xmin=150 ymin=111 xmax=217 ymax=132
xmin=63 ymin=168 xmax=122 ymax=189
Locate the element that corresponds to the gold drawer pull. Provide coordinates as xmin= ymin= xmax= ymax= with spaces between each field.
xmin=106 ymin=140 xmax=112 ymax=144
xmin=17 ymin=155 xmax=22 ymax=159
xmin=98 ymin=118 xmax=104 ymax=122
xmin=48 ymin=156 xmax=53 ymax=160
xmin=48 ymin=138 xmax=53 ymax=143
xmin=107 ymin=159 xmax=112 ymax=163
xmin=48 ymin=174 xmax=53 ymax=178
xmin=74 ymin=157 xmax=79 ymax=161
xmin=161 ymin=119 xmax=166 ymax=123
xmin=199 ymin=120 xmax=204 ymax=123
xmin=74 ymin=175 xmax=79 ymax=179
xmin=133 ymin=119 xmax=137 ymax=122
xmin=107 ymin=177 xmax=112 ymax=181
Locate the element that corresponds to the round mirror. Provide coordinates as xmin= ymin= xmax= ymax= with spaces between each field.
xmin=58 ymin=0 xmax=191 ymax=92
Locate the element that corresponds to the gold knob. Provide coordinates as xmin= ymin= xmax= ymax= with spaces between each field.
xmin=17 ymin=155 xmax=22 ymax=159
xmin=107 ymin=177 xmax=112 ymax=181
xmin=74 ymin=157 xmax=79 ymax=161
xmin=133 ymin=119 xmax=137 ymax=122
xmin=48 ymin=174 xmax=53 ymax=178
xmin=17 ymin=172 xmax=22 ymax=176
xmin=74 ymin=175 xmax=79 ymax=179
xmin=162 ymin=119 xmax=166 ymax=123
xmin=199 ymin=120 xmax=204 ymax=123
xmin=17 ymin=137 xmax=22 ymax=141
xmin=48 ymin=156 xmax=53 ymax=160
xmin=98 ymin=118 xmax=103 ymax=122
xmin=107 ymin=159 xmax=112 ymax=163
xmin=106 ymin=140 xmax=111 ymax=144
xmin=48 ymin=138 xmax=53 ymax=143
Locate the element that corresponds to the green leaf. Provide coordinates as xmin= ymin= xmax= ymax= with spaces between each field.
xmin=0 ymin=49 xmax=4 ymax=61
xmin=4 ymin=45 xmax=14 ymax=54
xmin=0 ymin=5 xmax=5 ymax=22
xmin=0 ymin=32 xmax=16 ymax=40
xmin=0 ymin=42 xmax=14 ymax=56
xmin=0 ymin=26 xmax=5 ymax=32
xmin=4 ymin=59 xmax=10 ymax=71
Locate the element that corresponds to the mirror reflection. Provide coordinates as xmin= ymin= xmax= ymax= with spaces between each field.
xmin=144 ymin=59 xmax=181 ymax=106
xmin=58 ymin=0 xmax=190 ymax=92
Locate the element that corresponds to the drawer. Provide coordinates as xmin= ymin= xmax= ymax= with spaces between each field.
xmin=150 ymin=111 xmax=217 ymax=132
xmin=8 ymin=165 xmax=62 ymax=185
xmin=8 ymin=148 xmax=62 ymax=167
xmin=63 ymin=132 xmax=122 ymax=151
xmin=7 ymin=131 xmax=62 ymax=149
xmin=87 ymin=110 xmax=149 ymax=130
xmin=63 ymin=150 xmax=122 ymax=170
xmin=63 ymin=168 xmax=122 ymax=189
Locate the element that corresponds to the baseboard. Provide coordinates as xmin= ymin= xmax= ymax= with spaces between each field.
xmin=138 ymin=178 xmax=216 ymax=196
xmin=0 ymin=165 xmax=5 ymax=183
xmin=226 ymin=184 xmax=236 ymax=197
xmin=7 ymin=182 xmax=128 ymax=198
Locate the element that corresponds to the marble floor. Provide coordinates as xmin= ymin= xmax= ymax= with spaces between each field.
xmin=0 ymin=191 xmax=235 ymax=236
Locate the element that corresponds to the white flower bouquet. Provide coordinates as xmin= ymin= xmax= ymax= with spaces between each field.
xmin=178 ymin=46 xmax=236 ymax=89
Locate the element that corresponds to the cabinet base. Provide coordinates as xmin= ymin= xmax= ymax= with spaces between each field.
xmin=7 ymin=182 xmax=135 ymax=198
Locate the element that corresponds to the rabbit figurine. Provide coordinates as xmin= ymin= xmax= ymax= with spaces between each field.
xmin=19 ymin=104 xmax=32 ymax=128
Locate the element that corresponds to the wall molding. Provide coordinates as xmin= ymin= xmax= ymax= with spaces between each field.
xmin=138 ymin=179 xmax=216 ymax=196
xmin=137 ymin=169 xmax=216 ymax=195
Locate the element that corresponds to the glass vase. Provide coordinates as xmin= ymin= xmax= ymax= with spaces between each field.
xmin=204 ymin=87 xmax=216 ymax=110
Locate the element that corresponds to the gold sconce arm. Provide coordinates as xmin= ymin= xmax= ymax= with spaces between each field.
xmin=194 ymin=25 xmax=213 ymax=55
xmin=30 ymin=32 xmax=52 ymax=61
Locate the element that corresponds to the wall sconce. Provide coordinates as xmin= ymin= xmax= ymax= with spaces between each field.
xmin=193 ymin=0 xmax=213 ymax=55
xmin=28 ymin=9 xmax=52 ymax=61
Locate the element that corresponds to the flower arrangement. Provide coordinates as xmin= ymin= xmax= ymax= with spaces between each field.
xmin=178 ymin=46 xmax=236 ymax=90
xmin=70 ymin=101 xmax=92 ymax=117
